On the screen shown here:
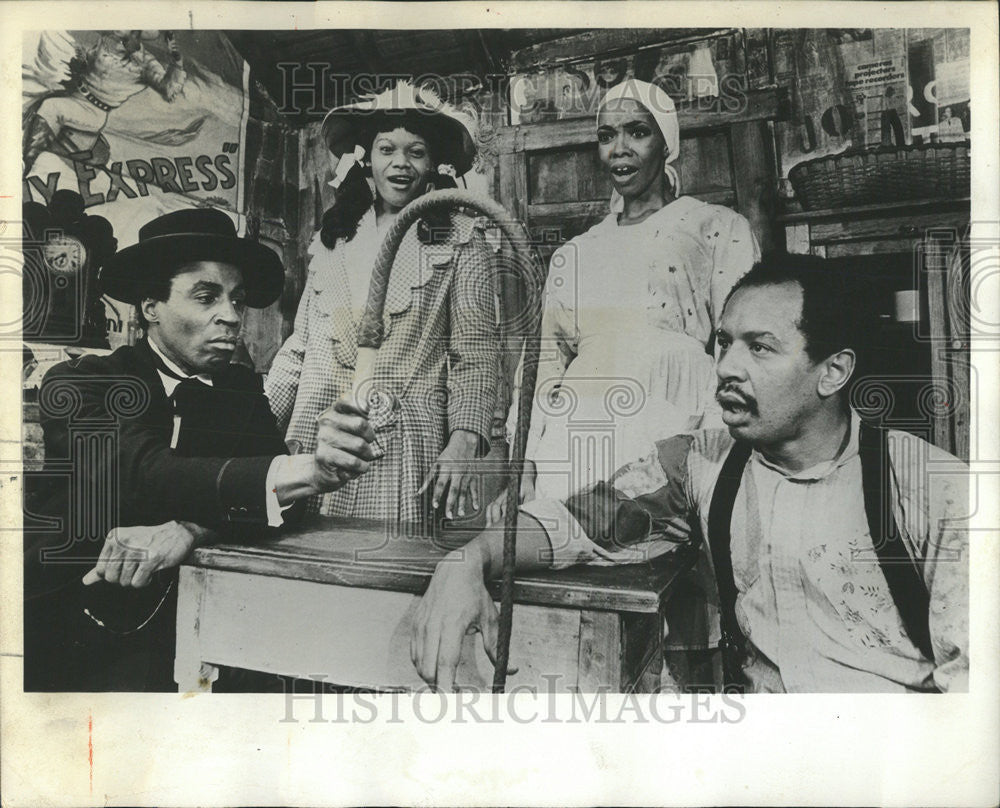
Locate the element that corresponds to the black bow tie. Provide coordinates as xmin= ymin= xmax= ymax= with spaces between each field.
xmin=171 ymin=378 xmax=213 ymax=405
xmin=149 ymin=348 xmax=212 ymax=392
xmin=166 ymin=370 xmax=223 ymax=455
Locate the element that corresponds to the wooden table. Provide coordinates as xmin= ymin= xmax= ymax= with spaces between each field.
xmin=174 ymin=517 xmax=697 ymax=692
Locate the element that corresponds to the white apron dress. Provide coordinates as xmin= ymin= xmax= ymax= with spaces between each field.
xmin=521 ymin=195 xmax=761 ymax=503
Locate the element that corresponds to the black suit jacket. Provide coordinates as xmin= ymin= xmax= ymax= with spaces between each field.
xmin=24 ymin=339 xmax=293 ymax=690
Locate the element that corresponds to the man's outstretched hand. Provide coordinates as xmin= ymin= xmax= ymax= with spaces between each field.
xmin=273 ymin=397 xmax=378 ymax=504
xmin=313 ymin=397 xmax=378 ymax=489
xmin=410 ymin=544 xmax=503 ymax=692
xmin=410 ymin=513 xmax=554 ymax=689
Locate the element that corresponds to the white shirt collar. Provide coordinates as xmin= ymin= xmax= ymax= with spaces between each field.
xmin=148 ymin=335 xmax=214 ymax=394
xmin=753 ymin=411 xmax=861 ymax=482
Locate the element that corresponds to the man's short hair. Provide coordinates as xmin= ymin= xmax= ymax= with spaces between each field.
xmin=725 ymin=252 xmax=874 ymax=369
xmin=133 ymin=273 xmax=175 ymax=330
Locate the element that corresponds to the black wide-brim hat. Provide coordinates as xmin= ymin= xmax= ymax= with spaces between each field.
xmin=100 ymin=208 xmax=284 ymax=308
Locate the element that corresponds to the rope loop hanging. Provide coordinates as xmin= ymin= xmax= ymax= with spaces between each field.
xmin=352 ymin=189 xmax=546 ymax=692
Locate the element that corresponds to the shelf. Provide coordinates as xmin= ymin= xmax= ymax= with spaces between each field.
xmin=778 ymin=197 xmax=970 ymax=224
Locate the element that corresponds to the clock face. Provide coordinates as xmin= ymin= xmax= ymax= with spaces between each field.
xmin=43 ymin=235 xmax=87 ymax=275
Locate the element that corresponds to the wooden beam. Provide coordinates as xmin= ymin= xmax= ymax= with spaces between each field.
xmin=730 ymin=120 xmax=778 ymax=252
xmin=778 ymin=197 xmax=971 ymax=224
xmin=527 ymin=201 xmax=612 ymax=222
xmin=508 ymin=28 xmax=734 ymax=71
xmin=174 ymin=567 xmax=215 ymax=692
xmin=924 ymin=234 xmax=956 ymax=455
xmin=808 ymin=210 xmax=971 ymax=246
xmin=500 ymin=87 xmax=788 ymax=153
xmin=945 ymin=237 xmax=970 ymax=463
xmin=621 ymin=612 xmax=663 ymax=693
xmin=191 ymin=516 xmax=696 ymax=614
xmin=527 ymin=191 xmax=737 ymax=224
xmin=499 ymin=151 xmax=529 ymax=224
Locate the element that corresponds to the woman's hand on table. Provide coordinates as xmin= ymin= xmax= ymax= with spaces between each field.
xmin=485 ymin=460 xmax=537 ymax=527
xmin=418 ymin=429 xmax=482 ymax=519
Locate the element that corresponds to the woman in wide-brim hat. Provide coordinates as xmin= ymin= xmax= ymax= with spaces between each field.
xmin=265 ymin=81 xmax=500 ymax=525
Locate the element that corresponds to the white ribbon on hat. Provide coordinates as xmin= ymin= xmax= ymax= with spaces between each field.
xmin=598 ymin=78 xmax=681 ymax=214
xmin=322 ymin=81 xmax=477 ymax=180
xmin=330 ymin=143 xmax=367 ymax=190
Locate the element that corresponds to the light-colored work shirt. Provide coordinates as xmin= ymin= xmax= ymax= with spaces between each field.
xmin=521 ymin=412 xmax=969 ymax=693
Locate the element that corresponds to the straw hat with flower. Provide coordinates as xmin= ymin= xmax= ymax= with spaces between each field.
xmin=321 ymin=81 xmax=478 ymax=177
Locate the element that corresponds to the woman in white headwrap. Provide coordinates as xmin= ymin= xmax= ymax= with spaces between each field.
xmin=496 ymin=78 xmax=760 ymax=680
xmin=495 ymin=78 xmax=760 ymax=512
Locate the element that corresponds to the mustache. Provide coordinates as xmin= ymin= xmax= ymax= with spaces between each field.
xmin=715 ymin=383 xmax=758 ymax=413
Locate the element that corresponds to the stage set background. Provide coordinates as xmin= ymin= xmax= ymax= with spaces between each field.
xmin=22 ymin=27 xmax=970 ymax=366
xmin=21 ymin=30 xmax=264 ymax=353
xmin=21 ymin=28 xmax=970 ymax=468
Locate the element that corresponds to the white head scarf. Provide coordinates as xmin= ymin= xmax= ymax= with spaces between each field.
xmin=597 ymin=79 xmax=680 ymax=213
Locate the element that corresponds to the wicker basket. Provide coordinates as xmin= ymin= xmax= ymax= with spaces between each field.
xmin=788 ymin=141 xmax=970 ymax=211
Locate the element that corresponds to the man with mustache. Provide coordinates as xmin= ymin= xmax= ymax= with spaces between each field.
xmin=25 ymin=208 xmax=374 ymax=691
xmin=410 ymin=253 xmax=969 ymax=693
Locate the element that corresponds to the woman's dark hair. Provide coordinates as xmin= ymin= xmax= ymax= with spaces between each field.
xmin=319 ymin=161 xmax=376 ymax=249
xmin=319 ymin=115 xmax=459 ymax=250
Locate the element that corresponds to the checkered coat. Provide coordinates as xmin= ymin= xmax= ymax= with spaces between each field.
xmin=264 ymin=206 xmax=500 ymax=522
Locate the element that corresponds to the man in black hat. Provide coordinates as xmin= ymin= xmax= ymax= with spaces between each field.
xmin=24 ymin=207 xmax=377 ymax=691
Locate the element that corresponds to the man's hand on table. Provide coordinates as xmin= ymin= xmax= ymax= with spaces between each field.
xmin=410 ymin=541 xmax=501 ymax=692
xmin=410 ymin=513 xmax=556 ymax=690
xmin=84 ymin=520 xmax=214 ymax=587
